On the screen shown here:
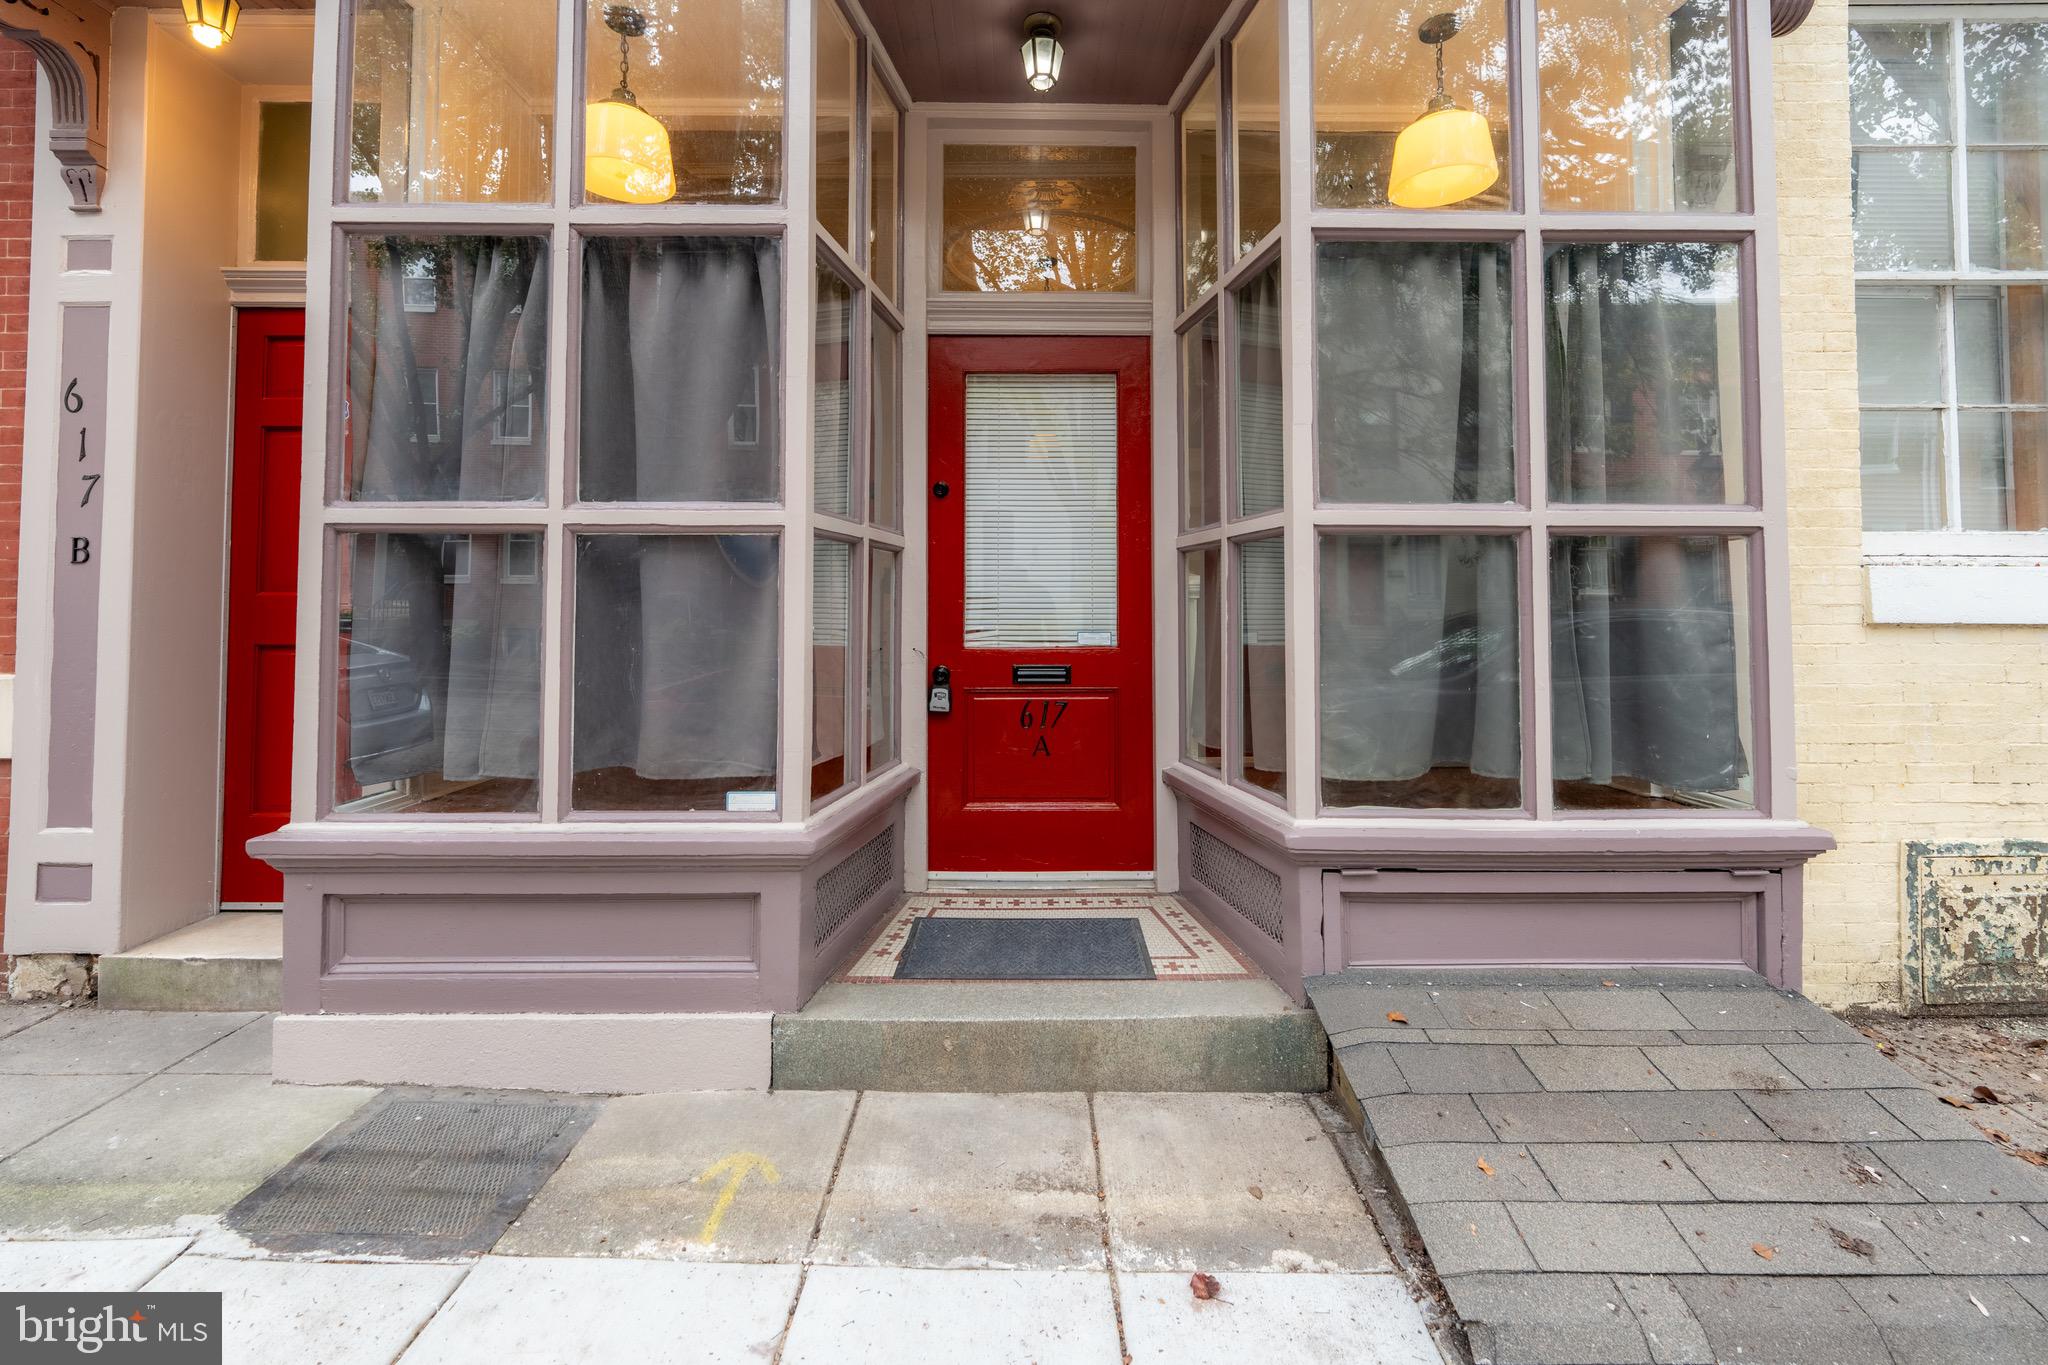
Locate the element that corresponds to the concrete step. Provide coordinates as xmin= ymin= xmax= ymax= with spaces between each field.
xmin=772 ymin=980 xmax=1329 ymax=1092
xmin=97 ymin=912 xmax=282 ymax=1011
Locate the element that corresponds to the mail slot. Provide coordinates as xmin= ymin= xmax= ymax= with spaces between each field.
xmin=1012 ymin=665 xmax=1072 ymax=686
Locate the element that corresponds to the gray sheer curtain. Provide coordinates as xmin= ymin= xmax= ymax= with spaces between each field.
xmin=1315 ymin=244 xmax=1520 ymax=805
xmin=1545 ymin=242 xmax=1750 ymax=803
xmin=343 ymin=236 xmax=549 ymax=800
xmin=573 ymin=237 xmax=783 ymax=802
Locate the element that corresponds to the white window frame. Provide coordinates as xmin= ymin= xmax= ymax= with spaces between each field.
xmin=416 ymin=366 xmax=441 ymax=443
xmin=491 ymin=367 xmax=536 ymax=446
xmin=1852 ymin=3 xmax=2048 ymax=622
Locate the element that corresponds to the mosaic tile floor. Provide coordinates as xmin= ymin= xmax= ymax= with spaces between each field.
xmin=841 ymin=894 xmax=1259 ymax=983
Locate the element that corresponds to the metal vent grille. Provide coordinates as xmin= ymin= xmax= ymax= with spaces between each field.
xmin=815 ymin=826 xmax=895 ymax=947
xmin=226 ymin=1093 xmax=597 ymax=1257
xmin=1189 ymin=825 xmax=1285 ymax=944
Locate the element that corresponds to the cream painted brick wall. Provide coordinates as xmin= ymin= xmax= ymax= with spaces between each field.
xmin=1775 ymin=0 xmax=2048 ymax=1010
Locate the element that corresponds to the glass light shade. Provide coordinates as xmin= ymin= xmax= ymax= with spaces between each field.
xmin=1388 ymin=106 xmax=1499 ymax=208
xmin=1023 ymin=202 xmax=1051 ymax=233
xmin=585 ymin=98 xmax=675 ymax=205
xmin=1022 ymin=33 xmax=1064 ymax=92
xmin=182 ymin=0 xmax=239 ymax=48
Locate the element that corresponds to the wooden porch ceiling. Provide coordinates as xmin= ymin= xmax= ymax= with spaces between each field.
xmin=858 ymin=0 xmax=1236 ymax=106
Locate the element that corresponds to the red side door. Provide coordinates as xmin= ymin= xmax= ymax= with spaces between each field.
xmin=219 ymin=308 xmax=305 ymax=905
xmin=927 ymin=336 xmax=1153 ymax=873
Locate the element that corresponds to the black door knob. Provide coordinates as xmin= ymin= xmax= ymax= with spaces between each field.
xmin=933 ymin=481 xmax=950 ymax=499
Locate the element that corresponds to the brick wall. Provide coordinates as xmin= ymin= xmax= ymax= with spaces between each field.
xmin=0 ymin=44 xmax=34 ymax=958
xmin=1775 ymin=1 xmax=2048 ymax=1010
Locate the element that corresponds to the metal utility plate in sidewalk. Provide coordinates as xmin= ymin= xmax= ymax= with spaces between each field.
xmin=226 ymin=1090 xmax=599 ymax=1258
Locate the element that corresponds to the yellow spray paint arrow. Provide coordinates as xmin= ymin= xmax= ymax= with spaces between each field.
xmin=693 ymin=1151 xmax=781 ymax=1245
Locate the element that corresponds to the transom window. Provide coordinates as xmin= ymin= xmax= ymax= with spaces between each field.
xmin=1851 ymin=14 xmax=2048 ymax=535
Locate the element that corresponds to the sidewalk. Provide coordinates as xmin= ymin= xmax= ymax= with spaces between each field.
xmin=1313 ymin=968 xmax=2048 ymax=1365
xmin=0 ymin=1003 xmax=1443 ymax=1365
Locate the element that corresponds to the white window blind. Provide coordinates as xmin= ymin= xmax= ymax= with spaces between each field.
xmin=964 ymin=373 xmax=1119 ymax=648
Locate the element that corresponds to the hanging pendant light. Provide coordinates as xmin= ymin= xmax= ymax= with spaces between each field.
xmin=1021 ymin=12 xmax=1065 ymax=93
xmin=182 ymin=0 xmax=240 ymax=48
xmin=585 ymin=5 xmax=676 ymax=205
xmin=1388 ymin=13 xmax=1498 ymax=209
xmin=1022 ymin=197 xmax=1052 ymax=234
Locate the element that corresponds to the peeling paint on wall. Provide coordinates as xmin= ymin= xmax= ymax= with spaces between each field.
xmin=1906 ymin=842 xmax=2048 ymax=1008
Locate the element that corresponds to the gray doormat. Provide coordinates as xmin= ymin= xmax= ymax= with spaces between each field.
xmin=225 ymin=1089 xmax=599 ymax=1258
xmin=895 ymin=916 xmax=1156 ymax=980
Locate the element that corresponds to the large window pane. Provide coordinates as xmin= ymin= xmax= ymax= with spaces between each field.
xmin=1321 ymin=535 xmax=1519 ymax=810
xmin=1854 ymin=150 xmax=1954 ymax=270
xmin=1318 ymin=241 xmax=1514 ymax=504
xmin=579 ymin=235 xmax=780 ymax=503
xmin=868 ymin=547 xmax=900 ymax=771
xmin=1538 ymin=0 xmax=1736 ymax=211
xmin=1956 ymin=284 xmax=2048 ymax=531
xmin=1233 ymin=0 xmax=1283 ymax=253
xmin=940 ymin=144 xmax=1139 ymax=293
xmin=1314 ymin=0 xmax=1510 ymax=210
xmin=871 ymin=317 xmax=902 ymax=530
xmin=1182 ymin=312 xmax=1222 ymax=529
xmin=336 ymin=532 xmax=542 ymax=814
xmin=815 ymin=1 xmax=856 ymax=249
xmin=1182 ymin=67 xmax=1221 ymax=302
xmin=1855 ymin=287 xmax=1942 ymax=405
xmin=1236 ymin=261 xmax=1285 ymax=516
xmin=580 ymin=0 xmax=784 ymax=205
xmin=1551 ymin=535 xmax=1752 ymax=810
xmin=344 ymin=234 xmax=549 ymax=502
xmin=812 ymin=537 xmax=852 ymax=800
xmin=1183 ymin=548 xmax=1223 ymax=770
xmin=1860 ymin=410 xmax=1945 ymax=531
xmin=573 ymin=534 xmax=779 ymax=811
xmin=1967 ymin=151 xmax=2048 ymax=271
xmin=348 ymin=0 xmax=554 ymax=203
xmin=1544 ymin=242 xmax=1745 ymax=504
xmin=814 ymin=264 xmax=855 ymax=516
xmin=871 ymin=77 xmax=901 ymax=298
xmin=1964 ymin=23 xmax=2048 ymax=143
xmin=1239 ymin=538 xmax=1287 ymax=796
xmin=1850 ymin=24 xmax=1951 ymax=145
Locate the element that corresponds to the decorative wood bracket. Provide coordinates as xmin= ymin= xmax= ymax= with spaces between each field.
xmin=0 ymin=0 xmax=111 ymax=211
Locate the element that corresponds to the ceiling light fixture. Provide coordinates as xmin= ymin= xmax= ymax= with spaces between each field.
xmin=1021 ymin=12 xmax=1065 ymax=94
xmin=1388 ymin=13 xmax=1499 ymax=209
xmin=585 ymin=5 xmax=676 ymax=205
xmin=182 ymin=0 xmax=240 ymax=49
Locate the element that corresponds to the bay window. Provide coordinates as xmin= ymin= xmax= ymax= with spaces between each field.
xmin=322 ymin=0 xmax=903 ymax=824
xmin=1177 ymin=0 xmax=1768 ymax=820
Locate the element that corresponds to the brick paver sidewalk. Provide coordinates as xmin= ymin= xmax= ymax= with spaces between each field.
xmin=1312 ymin=967 xmax=2048 ymax=1365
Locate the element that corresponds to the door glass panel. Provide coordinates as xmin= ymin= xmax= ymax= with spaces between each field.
xmin=963 ymin=374 xmax=1118 ymax=648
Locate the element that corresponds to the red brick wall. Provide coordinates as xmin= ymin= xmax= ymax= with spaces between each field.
xmin=0 ymin=44 xmax=37 ymax=955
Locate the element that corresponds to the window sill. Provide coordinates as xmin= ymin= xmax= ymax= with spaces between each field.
xmin=1863 ymin=546 xmax=2048 ymax=625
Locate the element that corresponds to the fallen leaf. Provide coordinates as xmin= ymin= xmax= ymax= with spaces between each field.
xmin=1939 ymin=1094 xmax=1976 ymax=1109
xmin=2019 ymin=1150 xmax=2048 ymax=1168
xmin=1190 ymin=1273 xmax=1222 ymax=1302
xmin=1752 ymin=1244 xmax=1776 ymax=1260
xmin=1386 ymin=1011 xmax=1409 ymax=1025
xmin=1247 ymin=1185 xmax=1264 ymax=1200
xmin=1973 ymin=1084 xmax=2004 ymax=1104
xmin=1825 ymin=1225 xmax=1876 ymax=1260
xmin=1601 ymin=980 xmax=1619 ymax=988
xmin=2025 ymin=1039 xmax=2048 ymax=1052
xmin=1476 ymin=1158 xmax=1496 ymax=1177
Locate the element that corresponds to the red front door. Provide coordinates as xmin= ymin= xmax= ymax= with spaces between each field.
xmin=927 ymin=336 xmax=1153 ymax=873
xmin=219 ymin=308 xmax=305 ymax=905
